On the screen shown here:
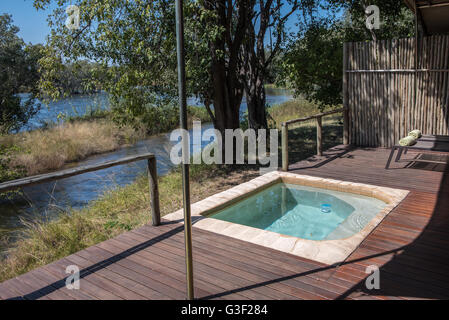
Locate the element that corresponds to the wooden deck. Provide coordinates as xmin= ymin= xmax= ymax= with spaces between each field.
xmin=1 ymin=146 xmax=448 ymax=300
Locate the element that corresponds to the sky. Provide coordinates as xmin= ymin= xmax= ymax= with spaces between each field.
xmin=0 ymin=0 xmax=56 ymax=44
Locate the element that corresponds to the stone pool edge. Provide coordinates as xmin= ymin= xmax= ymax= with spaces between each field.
xmin=163 ymin=171 xmax=409 ymax=265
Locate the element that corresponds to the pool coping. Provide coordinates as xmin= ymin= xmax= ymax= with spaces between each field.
xmin=163 ymin=171 xmax=409 ymax=265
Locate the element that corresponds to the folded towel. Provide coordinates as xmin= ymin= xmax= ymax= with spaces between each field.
xmin=399 ymin=136 xmax=417 ymax=146
xmin=408 ymin=129 xmax=422 ymax=139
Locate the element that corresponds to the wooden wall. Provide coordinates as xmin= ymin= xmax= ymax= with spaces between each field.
xmin=344 ymin=35 xmax=449 ymax=147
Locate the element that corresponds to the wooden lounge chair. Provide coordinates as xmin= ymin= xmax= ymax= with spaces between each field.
xmin=385 ymin=135 xmax=449 ymax=169
xmin=419 ymin=134 xmax=449 ymax=142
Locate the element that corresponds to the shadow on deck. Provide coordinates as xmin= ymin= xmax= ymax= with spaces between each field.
xmin=290 ymin=146 xmax=449 ymax=300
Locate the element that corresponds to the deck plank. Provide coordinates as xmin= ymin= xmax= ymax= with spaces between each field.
xmin=1 ymin=147 xmax=448 ymax=300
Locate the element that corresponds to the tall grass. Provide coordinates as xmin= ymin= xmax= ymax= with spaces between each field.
xmin=267 ymin=97 xmax=340 ymax=128
xmin=269 ymin=98 xmax=343 ymax=164
xmin=0 ymin=106 xmax=212 ymax=181
xmin=0 ymin=120 xmax=145 ymax=177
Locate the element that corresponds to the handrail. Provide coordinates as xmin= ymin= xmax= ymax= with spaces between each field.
xmin=281 ymin=108 xmax=349 ymax=171
xmin=282 ymin=107 xmax=347 ymax=126
xmin=0 ymin=152 xmax=161 ymax=226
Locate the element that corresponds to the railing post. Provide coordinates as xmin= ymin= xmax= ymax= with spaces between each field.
xmin=281 ymin=123 xmax=289 ymax=171
xmin=316 ymin=116 xmax=322 ymax=156
xmin=343 ymin=42 xmax=349 ymax=146
xmin=148 ymin=157 xmax=161 ymax=226
xmin=343 ymin=108 xmax=349 ymax=145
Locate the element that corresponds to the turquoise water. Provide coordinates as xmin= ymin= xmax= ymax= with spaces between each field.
xmin=210 ymin=183 xmax=386 ymax=240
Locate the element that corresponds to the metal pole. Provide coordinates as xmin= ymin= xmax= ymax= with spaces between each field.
xmin=148 ymin=157 xmax=161 ymax=226
xmin=175 ymin=0 xmax=194 ymax=300
xmin=414 ymin=1 xmax=419 ymax=134
xmin=281 ymin=123 xmax=288 ymax=171
xmin=316 ymin=116 xmax=322 ymax=156
xmin=342 ymin=42 xmax=349 ymax=145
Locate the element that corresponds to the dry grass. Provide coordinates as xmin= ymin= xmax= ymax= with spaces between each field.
xmin=268 ymin=97 xmax=341 ymax=128
xmin=269 ymin=99 xmax=344 ymax=164
xmin=0 ymin=164 xmax=259 ymax=282
xmin=0 ymin=106 xmax=211 ymax=180
xmin=0 ymin=120 xmax=145 ymax=176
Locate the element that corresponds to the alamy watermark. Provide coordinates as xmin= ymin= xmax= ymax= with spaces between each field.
xmin=170 ymin=121 xmax=278 ymax=174
xmin=65 ymin=5 xmax=80 ymax=30
xmin=365 ymin=5 xmax=380 ymax=30
xmin=365 ymin=265 xmax=380 ymax=290
xmin=65 ymin=265 xmax=80 ymax=290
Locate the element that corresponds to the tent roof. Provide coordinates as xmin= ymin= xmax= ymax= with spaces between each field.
xmin=404 ymin=0 xmax=449 ymax=34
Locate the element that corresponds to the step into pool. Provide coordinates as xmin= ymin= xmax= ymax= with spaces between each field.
xmin=210 ymin=183 xmax=387 ymax=241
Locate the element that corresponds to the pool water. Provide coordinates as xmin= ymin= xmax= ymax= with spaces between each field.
xmin=210 ymin=183 xmax=387 ymax=240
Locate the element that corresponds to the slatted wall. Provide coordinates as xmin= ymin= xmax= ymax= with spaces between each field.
xmin=344 ymin=35 xmax=449 ymax=147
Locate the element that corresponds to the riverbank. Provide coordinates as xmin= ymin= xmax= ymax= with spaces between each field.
xmin=0 ymin=106 xmax=210 ymax=182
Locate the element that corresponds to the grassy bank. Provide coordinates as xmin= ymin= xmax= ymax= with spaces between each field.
xmin=0 ymin=106 xmax=210 ymax=181
xmin=264 ymin=83 xmax=290 ymax=90
xmin=0 ymin=120 xmax=144 ymax=177
xmin=268 ymin=98 xmax=344 ymax=164
xmin=267 ymin=97 xmax=341 ymax=128
xmin=0 ymin=163 xmax=259 ymax=282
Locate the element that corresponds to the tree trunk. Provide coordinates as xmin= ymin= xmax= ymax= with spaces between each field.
xmin=204 ymin=0 xmax=248 ymax=159
xmin=211 ymin=60 xmax=242 ymax=135
xmin=242 ymin=21 xmax=268 ymax=131
xmin=245 ymin=72 xmax=268 ymax=130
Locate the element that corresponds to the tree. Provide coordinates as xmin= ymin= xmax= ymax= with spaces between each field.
xmin=34 ymin=0 xmax=251 ymax=141
xmin=282 ymin=0 xmax=414 ymax=108
xmin=199 ymin=0 xmax=253 ymax=135
xmin=36 ymin=0 xmax=179 ymax=126
xmin=282 ymin=22 xmax=344 ymax=108
xmin=241 ymin=0 xmax=313 ymax=130
xmin=0 ymin=14 xmax=41 ymax=134
xmin=334 ymin=0 xmax=415 ymax=41
xmin=36 ymin=1 xmax=317 ymax=135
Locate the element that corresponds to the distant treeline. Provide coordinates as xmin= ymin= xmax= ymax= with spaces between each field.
xmin=51 ymin=60 xmax=106 ymax=96
xmin=0 ymin=14 xmax=107 ymax=134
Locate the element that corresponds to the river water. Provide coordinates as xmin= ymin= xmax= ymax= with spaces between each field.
xmin=0 ymin=88 xmax=292 ymax=248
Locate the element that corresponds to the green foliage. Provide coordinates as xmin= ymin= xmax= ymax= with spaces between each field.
xmin=281 ymin=1 xmax=415 ymax=108
xmin=32 ymin=0 xmax=302 ymax=132
xmin=0 ymin=145 xmax=25 ymax=184
xmin=333 ymin=0 xmax=415 ymax=41
xmin=40 ymin=59 xmax=105 ymax=98
xmin=265 ymin=51 xmax=287 ymax=85
xmin=267 ymin=98 xmax=338 ymax=128
xmin=56 ymin=105 xmax=110 ymax=124
xmin=0 ymin=14 xmax=41 ymax=134
xmin=110 ymin=99 xmax=179 ymax=135
xmin=34 ymin=0 xmax=180 ymax=126
xmin=187 ymin=105 xmax=210 ymax=122
xmin=282 ymin=23 xmax=344 ymax=109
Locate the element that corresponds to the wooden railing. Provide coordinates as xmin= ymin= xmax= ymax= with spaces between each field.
xmin=281 ymin=108 xmax=349 ymax=171
xmin=0 ymin=152 xmax=161 ymax=226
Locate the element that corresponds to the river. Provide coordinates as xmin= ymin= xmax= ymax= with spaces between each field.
xmin=0 ymin=88 xmax=292 ymax=250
